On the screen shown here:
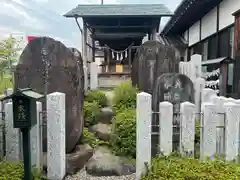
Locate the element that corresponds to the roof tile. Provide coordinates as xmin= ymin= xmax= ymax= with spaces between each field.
xmin=64 ymin=4 xmax=172 ymax=17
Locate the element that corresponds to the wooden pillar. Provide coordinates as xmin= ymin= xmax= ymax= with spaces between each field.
xmin=106 ymin=47 xmax=109 ymax=73
xmin=128 ymin=48 xmax=132 ymax=72
xmin=148 ymin=32 xmax=151 ymax=40
xmin=232 ymin=10 xmax=240 ymax=97
xmin=92 ymin=30 xmax=95 ymax=62
xmin=83 ymin=21 xmax=88 ymax=91
xmin=152 ymin=28 xmax=157 ymax=40
xmin=83 ymin=21 xmax=87 ymax=65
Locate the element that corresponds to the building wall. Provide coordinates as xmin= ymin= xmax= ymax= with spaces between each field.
xmin=183 ymin=0 xmax=240 ymax=47
xmin=188 ymin=21 xmax=200 ymax=46
xmin=219 ymin=0 xmax=240 ymax=30
xmin=201 ymin=7 xmax=217 ymax=40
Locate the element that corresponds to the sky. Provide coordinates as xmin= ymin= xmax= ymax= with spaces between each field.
xmin=0 ymin=0 xmax=182 ymax=51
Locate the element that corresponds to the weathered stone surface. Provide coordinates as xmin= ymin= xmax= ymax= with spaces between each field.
xmin=66 ymin=144 xmax=93 ymax=175
xmin=47 ymin=92 xmax=66 ymax=180
xmin=89 ymin=123 xmax=112 ymax=141
xmin=132 ymin=40 xmax=179 ymax=94
xmin=100 ymin=107 xmax=114 ymax=124
xmin=85 ymin=147 xmax=135 ymax=176
xmin=42 ymin=144 xmax=93 ymax=174
xmin=14 ymin=37 xmax=84 ymax=153
xmin=151 ymin=73 xmax=194 ymax=155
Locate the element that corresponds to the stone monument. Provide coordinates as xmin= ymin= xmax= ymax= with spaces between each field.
xmin=69 ymin=47 xmax=85 ymax=133
xmin=132 ymin=40 xmax=179 ymax=94
xmin=151 ymin=73 xmax=194 ymax=155
xmin=14 ymin=37 xmax=84 ymax=153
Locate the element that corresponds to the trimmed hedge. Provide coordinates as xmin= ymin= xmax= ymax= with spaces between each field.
xmin=0 ymin=161 xmax=46 ymax=180
xmin=111 ymin=108 xmax=136 ymax=158
xmin=85 ymin=90 xmax=108 ymax=108
xmin=112 ymin=81 xmax=138 ymax=113
xmin=141 ymin=156 xmax=240 ymax=180
xmin=83 ymin=101 xmax=101 ymax=127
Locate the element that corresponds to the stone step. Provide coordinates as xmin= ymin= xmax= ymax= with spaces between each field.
xmin=100 ymin=107 xmax=115 ymax=124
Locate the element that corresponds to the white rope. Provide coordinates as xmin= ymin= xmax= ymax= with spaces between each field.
xmin=104 ymin=43 xmax=133 ymax=62
xmin=104 ymin=43 xmax=133 ymax=53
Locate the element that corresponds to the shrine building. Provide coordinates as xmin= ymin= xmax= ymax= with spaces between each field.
xmin=64 ymin=4 xmax=173 ymax=88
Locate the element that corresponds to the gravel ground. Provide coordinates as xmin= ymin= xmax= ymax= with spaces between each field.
xmin=65 ymin=168 xmax=136 ymax=180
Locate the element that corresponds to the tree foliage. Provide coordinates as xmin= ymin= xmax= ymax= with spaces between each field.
xmin=0 ymin=35 xmax=23 ymax=77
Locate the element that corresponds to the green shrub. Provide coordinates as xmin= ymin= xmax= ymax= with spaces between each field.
xmin=0 ymin=76 xmax=12 ymax=94
xmin=80 ymin=128 xmax=109 ymax=148
xmin=141 ymin=156 xmax=240 ymax=180
xmin=0 ymin=161 xmax=46 ymax=180
xmin=85 ymin=90 xmax=108 ymax=107
xmin=112 ymin=81 xmax=138 ymax=113
xmin=84 ymin=101 xmax=101 ymax=127
xmin=111 ymin=108 xmax=136 ymax=158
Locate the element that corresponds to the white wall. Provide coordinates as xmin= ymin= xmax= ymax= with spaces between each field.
xmin=201 ymin=7 xmax=217 ymax=40
xmin=185 ymin=0 xmax=239 ymax=47
xmin=188 ymin=21 xmax=200 ymax=46
xmin=219 ymin=0 xmax=240 ymax=30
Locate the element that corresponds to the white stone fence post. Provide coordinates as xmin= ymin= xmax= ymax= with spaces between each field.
xmin=47 ymin=92 xmax=66 ymax=180
xmin=136 ymin=92 xmax=240 ymax=178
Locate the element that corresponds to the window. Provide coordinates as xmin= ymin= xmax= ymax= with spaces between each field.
xmin=193 ymin=43 xmax=202 ymax=54
xmin=219 ymin=29 xmax=229 ymax=57
xmin=202 ymin=40 xmax=208 ymax=61
xmin=229 ymin=26 xmax=234 ymax=58
xmin=208 ymin=35 xmax=217 ymax=59
xmin=228 ymin=63 xmax=234 ymax=86
xmin=227 ymin=63 xmax=234 ymax=95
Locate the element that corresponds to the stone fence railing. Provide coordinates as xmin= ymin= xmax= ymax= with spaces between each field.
xmin=136 ymin=91 xmax=240 ymax=179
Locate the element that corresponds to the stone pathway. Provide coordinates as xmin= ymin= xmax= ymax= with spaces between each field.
xmin=65 ymin=168 xmax=135 ymax=180
xmin=102 ymin=90 xmax=114 ymax=105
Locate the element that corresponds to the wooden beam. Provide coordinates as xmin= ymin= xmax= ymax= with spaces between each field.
xmin=89 ymin=25 xmax=155 ymax=29
xmin=92 ymin=32 xmax=146 ymax=39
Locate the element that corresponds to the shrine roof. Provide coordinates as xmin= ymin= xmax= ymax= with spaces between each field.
xmin=63 ymin=4 xmax=172 ymax=18
xmin=201 ymin=57 xmax=234 ymax=66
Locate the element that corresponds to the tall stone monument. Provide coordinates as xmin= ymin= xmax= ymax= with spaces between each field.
xmin=14 ymin=37 xmax=84 ymax=153
xmin=132 ymin=40 xmax=179 ymax=94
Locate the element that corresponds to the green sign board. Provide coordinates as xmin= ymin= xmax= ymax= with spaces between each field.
xmin=13 ymin=96 xmax=31 ymax=128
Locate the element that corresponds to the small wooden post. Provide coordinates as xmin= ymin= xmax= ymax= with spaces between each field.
xmin=219 ymin=63 xmax=228 ymax=96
